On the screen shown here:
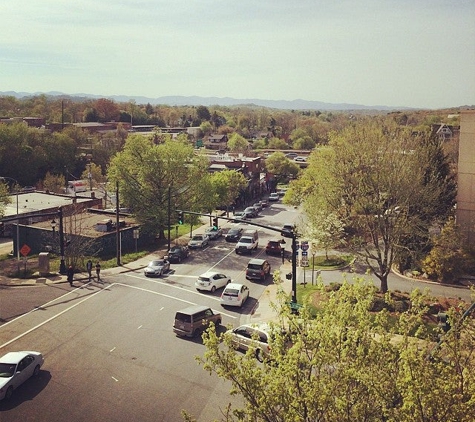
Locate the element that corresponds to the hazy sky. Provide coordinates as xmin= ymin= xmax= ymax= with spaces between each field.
xmin=2 ymin=0 xmax=474 ymax=109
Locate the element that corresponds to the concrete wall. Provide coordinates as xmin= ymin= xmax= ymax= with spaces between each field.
xmin=456 ymin=110 xmax=475 ymax=245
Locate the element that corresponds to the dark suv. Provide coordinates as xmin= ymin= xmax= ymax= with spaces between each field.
xmin=225 ymin=227 xmax=244 ymax=242
xmin=167 ymin=245 xmax=190 ymax=263
xmin=246 ymin=258 xmax=271 ymax=282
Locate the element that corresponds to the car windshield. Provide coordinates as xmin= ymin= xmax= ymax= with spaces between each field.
xmin=192 ymin=236 xmax=203 ymax=241
xmin=0 ymin=363 xmax=16 ymax=377
xmin=169 ymin=248 xmax=179 ymax=253
xmin=198 ymin=276 xmax=210 ymax=282
xmin=248 ymin=264 xmax=262 ymax=270
xmin=229 ymin=229 xmax=240 ymax=235
xmin=150 ymin=260 xmax=164 ymax=266
xmin=240 ymin=238 xmax=252 ymax=243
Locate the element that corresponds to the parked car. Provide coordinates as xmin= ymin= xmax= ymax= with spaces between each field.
xmin=285 ymin=152 xmax=298 ymax=158
xmin=232 ymin=211 xmax=246 ymax=222
xmin=294 ymin=156 xmax=307 ymax=162
xmin=244 ymin=206 xmax=258 ymax=217
xmin=195 ymin=272 xmax=231 ymax=292
xmin=225 ymin=227 xmax=244 ymax=242
xmin=220 ymin=283 xmax=250 ymax=308
xmin=144 ymin=259 xmax=170 ymax=277
xmin=188 ymin=234 xmax=210 ymax=249
xmin=0 ymin=351 xmax=44 ymax=401
xmin=268 ymin=192 xmax=280 ymax=202
xmin=205 ymin=226 xmax=223 ymax=240
xmin=259 ymin=199 xmax=269 ymax=208
xmin=246 ymin=258 xmax=271 ymax=281
xmin=173 ymin=305 xmax=221 ymax=338
xmin=167 ymin=245 xmax=189 ymax=263
xmin=252 ymin=202 xmax=263 ymax=213
xmin=277 ymin=189 xmax=287 ymax=197
xmin=265 ymin=239 xmax=283 ymax=256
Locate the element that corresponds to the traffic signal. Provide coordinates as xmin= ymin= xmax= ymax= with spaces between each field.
xmin=212 ymin=217 xmax=219 ymax=230
xmin=177 ymin=211 xmax=184 ymax=225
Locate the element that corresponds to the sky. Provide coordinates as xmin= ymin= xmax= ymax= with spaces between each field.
xmin=1 ymin=0 xmax=474 ymax=109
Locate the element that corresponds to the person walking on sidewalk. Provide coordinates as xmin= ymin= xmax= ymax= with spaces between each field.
xmin=86 ymin=259 xmax=93 ymax=282
xmin=67 ymin=265 xmax=74 ymax=287
xmin=95 ymin=261 xmax=101 ymax=282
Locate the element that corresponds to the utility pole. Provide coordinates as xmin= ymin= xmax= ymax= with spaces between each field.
xmin=58 ymin=207 xmax=67 ymax=274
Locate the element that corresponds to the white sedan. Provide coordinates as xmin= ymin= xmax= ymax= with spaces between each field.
xmin=0 ymin=351 xmax=44 ymax=401
xmin=195 ymin=272 xmax=231 ymax=293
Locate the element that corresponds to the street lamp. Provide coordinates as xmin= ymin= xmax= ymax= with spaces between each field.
xmin=0 ymin=176 xmax=20 ymax=273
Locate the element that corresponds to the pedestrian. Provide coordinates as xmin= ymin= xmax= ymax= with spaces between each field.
xmin=95 ymin=261 xmax=101 ymax=282
xmin=86 ymin=259 xmax=93 ymax=282
xmin=67 ymin=265 xmax=74 ymax=286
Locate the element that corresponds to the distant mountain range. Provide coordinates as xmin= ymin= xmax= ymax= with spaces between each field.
xmin=1 ymin=90 xmax=412 ymax=111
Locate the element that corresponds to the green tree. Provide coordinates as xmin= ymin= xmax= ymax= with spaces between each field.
xmin=80 ymin=162 xmax=106 ymax=189
xmin=303 ymin=209 xmax=345 ymax=260
xmin=190 ymin=280 xmax=475 ymax=422
xmin=267 ymin=137 xmax=288 ymax=149
xmin=292 ymin=119 xmax=452 ymax=293
xmin=422 ymin=218 xmax=472 ymax=283
xmin=200 ymin=121 xmax=213 ymax=137
xmin=265 ymin=152 xmax=300 ymax=184
xmin=227 ymin=133 xmax=249 ymax=152
xmin=0 ymin=181 xmax=12 ymax=218
xmin=292 ymin=135 xmax=316 ymax=150
xmin=196 ymin=106 xmax=211 ymax=121
xmin=210 ymin=170 xmax=248 ymax=211
xmin=42 ymin=172 xmax=66 ymax=194
xmin=107 ymin=134 xmax=210 ymax=236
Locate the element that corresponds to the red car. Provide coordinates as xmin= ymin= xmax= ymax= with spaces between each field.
xmin=265 ymin=239 xmax=282 ymax=256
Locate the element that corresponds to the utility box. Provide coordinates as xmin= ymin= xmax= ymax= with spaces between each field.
xmin=38 ymin=252 xmax=50 ymax=275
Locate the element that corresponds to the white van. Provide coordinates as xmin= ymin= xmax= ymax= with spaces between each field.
xmin=66 ymin=180 xmax=88 ymax=194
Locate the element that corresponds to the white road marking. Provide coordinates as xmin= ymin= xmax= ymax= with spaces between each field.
xmin=114 ymin=282 xmax=236 ymax=319
xmin=137 ymin=325 xmax=143 ymax=329
xmin=110 ymin=347 xmax=116 ymax=353
xmin=112 ymin=376 xmax=119 ymax=382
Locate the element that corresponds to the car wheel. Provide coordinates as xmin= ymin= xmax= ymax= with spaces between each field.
xmin=33 ymin=365 xmax=41 ymax=377
xmin=5 ymin=386 xmax=13 ymax=400
xmin=215 ymin=319 xmax=221 ymax=327
xmin=177 ymin=257 xmax=181 ymax=263
xmin=193 ymin=328 xmax=201 ymax=338
xmin=211 ymin=286 xmax=216 ymax=293
xmin=256 ymin=348 xmax=264 ymax=362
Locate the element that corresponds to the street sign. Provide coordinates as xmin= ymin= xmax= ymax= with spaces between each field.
xmin=301 ymin=250 xmax=308 ymax=256
xmin=20 ymin=244 xmax=31 ymax=257
xmin=301 ymin=241 xmax=309 ymax=252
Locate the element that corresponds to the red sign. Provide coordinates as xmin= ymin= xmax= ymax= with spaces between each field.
xmin=20 ymin=244 xmax=31 ymax=257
